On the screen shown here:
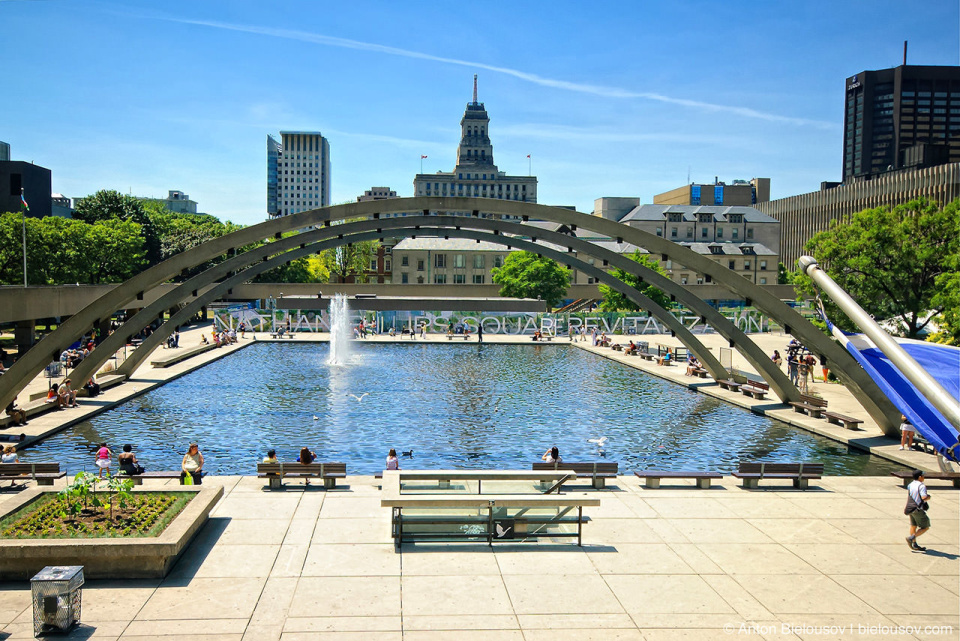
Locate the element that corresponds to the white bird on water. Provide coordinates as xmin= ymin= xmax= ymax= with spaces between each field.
xmin=347 ymin=393 xmax=369 ymax=402
xmin=313 ymin=416 xmax=319 ymax=421
xmin=588 ymin=437 xmax=608 ymax=447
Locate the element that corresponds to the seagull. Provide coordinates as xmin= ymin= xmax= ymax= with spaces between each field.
xmin=588 ymin=437 xmax=608 ymax=447
xmin=313 ymin=415 xmax=319 ymax=421
xmin=347 ymin=393 xmax=369 ymax=402
xmin=495 ymin=523 xmax=512 ymax=538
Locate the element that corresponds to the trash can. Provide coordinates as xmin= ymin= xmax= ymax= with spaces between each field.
xmin=30 ymin=566 xmax=84 ymax=637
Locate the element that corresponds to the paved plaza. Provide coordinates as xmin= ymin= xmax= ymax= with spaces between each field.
xmin=0 ymin=473 xmax=957 ymax=640
xmin=1 ymin=326 xmax=957 ymax=639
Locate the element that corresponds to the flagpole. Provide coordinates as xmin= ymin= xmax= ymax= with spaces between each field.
xmin=21 ymin=188 xmax=27 ymax=287
xmin=527 ymin=155 xmax=531 ymax=176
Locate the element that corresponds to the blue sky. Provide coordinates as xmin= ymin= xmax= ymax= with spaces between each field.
xmin=3 ymin=0 xmax=958 ymax=225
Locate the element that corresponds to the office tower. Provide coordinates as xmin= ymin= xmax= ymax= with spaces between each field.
xmin=269 ymin=131 xmax=330 ymax=218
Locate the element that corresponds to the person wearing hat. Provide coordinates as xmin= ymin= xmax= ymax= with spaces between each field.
xmin=904 ymin=469 xmax=931 ymax=551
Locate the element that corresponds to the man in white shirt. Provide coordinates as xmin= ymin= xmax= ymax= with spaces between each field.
xmin=905 ymin=469 xmax=931 ymax=552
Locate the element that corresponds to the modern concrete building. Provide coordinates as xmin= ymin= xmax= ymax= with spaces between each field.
xmin=593 ymin=197 xmax=640 ymax=221
xmin=0 ymin=141 xmax=9 ymax=162
xmin=145 ymin=190 xmax=199 ymax=215
xmin=843 ymin=65 xmax=960 ymax=181
xmin=270 ymin=131 xmax=331 ymax=218
xmin=413 ymin=77 xmax=536 ymax=219
xmin=0 ymin=161 xmax=52 ymax=218
xmin=357 ymin=187 xmax=398 ymax=202
xmin=618 ymin=205 xmax=781 ymax=285
xmin=653 ymin=178 xmax=770 ymax=206
xmin=756 ymin=161 xmax=960 ymax=268
xmin=51 ymin=193 xmax=73 ymax=218
xmin=266 ymin=134 xmax=281 ymax=217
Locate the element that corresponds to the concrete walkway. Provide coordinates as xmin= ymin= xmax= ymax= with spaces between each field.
xmin=0 ymin=474 xmax=957 ymax=640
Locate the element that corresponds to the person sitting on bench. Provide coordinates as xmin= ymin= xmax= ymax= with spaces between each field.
xmin=118 ymin=443 xmax=145 ymax=476
xmin=657 ymin=348 xmax=673 ymax=366
xmin=299 ymin=446 xmax=317 ymax=486
xmin=83 ymin=378 xmax=101 ymax=397
xmin=685 ymin=354 xmax=700 ymax=376
xmin=181 ymin=443 xmax=204 ymax=485
xmin=5 ymin=397 xmax=26 ymax=426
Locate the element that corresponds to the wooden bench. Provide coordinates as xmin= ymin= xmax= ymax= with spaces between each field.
xmin=257 ymin=462 xmax=347 ymax=489
xmin=732 ymin=462 xmax=823 ymax=490
xmin=740 ymin=380 xmax=770 ymax=400
xmin=823 ymin=411 xmax=863 ymax=430
xmin=446 ymin=334 xmax=470 ymax=340
xmin=76 ymin=374 xmax=126 ymax=397
xmin=638 ymin=352 xmax=655 ymax=361
xmin=1 ymin=395 xmax=65 ymax=428
xmin=634 ymin=470 xmax=723 ymax=489
xmin=118 ymin=471 xmax=184 ymax=485
xmin=891 ymin=470 xmax=960 ymax=488
xmin=0 ymin=463 xmax=66 ymax=486
xmin=270 ymin=332 xmax=295 ymax=339
xmin=150 ymin=342 xmax=219 ymax=368
xmin=611 ymin=344 xmax=623 ymax=352
xmin=690 ymin=367 xmax=710 ymax=379
xmin=789 ymin=393 xmax=828 ymax=418
xmin=717 ymin=379 xmax=742 ymax=392
xmin=911 ymin=434 xmax=935 ymax=454
xmin=532 ymin=462 xmax=619 ymax=489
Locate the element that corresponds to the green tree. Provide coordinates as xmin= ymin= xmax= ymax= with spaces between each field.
xmin=148 ymin=205 xmax=243 ymax=280
xmin=777 ymin=261 xmax=801 ymax=285
xmin=492 ymin=251 xmax=571 ymax=308
xmin=74 ymin=190 xmax=162 ymax=265
xmin=800 ymin=198 xmax=960 ymax=338
xmin=319 ymin=241 xmax=379 ymax=283
xmin=598 ymin=250 xmax=671 ymax=312
xmin=930 ymin=254 xmax=960 ymax=345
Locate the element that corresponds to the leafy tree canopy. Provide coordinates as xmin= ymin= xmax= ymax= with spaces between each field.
xmin=73 ymin=190 xmax=161 ymax=264
xmin=318 ymin=239 xmax=379 ymax=283
xmin=799 ymin=198 xmax=959 ymax=338
xmin=492 ymin=251 xmax=571 ymax=308
xmin=598 ymin=250 xmax=671 ymax=312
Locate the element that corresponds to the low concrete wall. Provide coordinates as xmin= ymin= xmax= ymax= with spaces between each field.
xmin=0 ymin=485 xmax=223 ymax=580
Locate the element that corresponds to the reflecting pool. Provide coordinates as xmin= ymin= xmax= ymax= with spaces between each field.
xmin=30 ymin=343 xmax=906 ymax=476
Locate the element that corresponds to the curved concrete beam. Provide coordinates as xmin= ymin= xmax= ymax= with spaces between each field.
xmin=72 ymin=222 xmax=728 ymax=383
xmin=1 ymin=197 xmax=894 ymax=430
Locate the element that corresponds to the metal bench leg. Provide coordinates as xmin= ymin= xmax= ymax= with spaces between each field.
xmin=697 ymin=478 xmax=711 ymax=489
xmin=645 ymin=477 xmax=660 ymax=489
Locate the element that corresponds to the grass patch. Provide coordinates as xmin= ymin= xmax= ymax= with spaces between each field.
xmin=0 ymin=492 xmax=193 ymax=539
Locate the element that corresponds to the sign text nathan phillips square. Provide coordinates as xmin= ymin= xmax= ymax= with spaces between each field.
xmin=214 ymin=305 xmax=769 ymax=335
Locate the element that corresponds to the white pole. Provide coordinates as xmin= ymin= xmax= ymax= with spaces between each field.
xmin=799 ymin=256 xmax=960 ymax=429
xmin=21 ymin=189 xmax=27 ymax=287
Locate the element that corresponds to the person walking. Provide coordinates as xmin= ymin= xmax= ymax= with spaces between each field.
xmin=904 ymin=469 xmax=931 ymax=551
xmin=477 ymin=323 xmax=483 ymax=343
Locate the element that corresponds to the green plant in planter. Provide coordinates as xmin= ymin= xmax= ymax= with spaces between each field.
xmin=105 ymin=474 xmax=134 ymax=521
xmin=58 ymin=471 xmax=97 ymax=516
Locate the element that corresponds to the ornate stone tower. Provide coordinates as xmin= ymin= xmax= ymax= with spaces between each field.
xmin=455 ymin=75 xmax=497 ymax=171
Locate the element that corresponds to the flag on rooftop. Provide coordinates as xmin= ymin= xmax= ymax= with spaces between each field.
xmin=420 ymin=155 xmax=428 ymax=159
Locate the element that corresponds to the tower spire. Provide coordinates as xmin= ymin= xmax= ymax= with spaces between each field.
xmin=473 ymin=74 xmax=478 ymax=104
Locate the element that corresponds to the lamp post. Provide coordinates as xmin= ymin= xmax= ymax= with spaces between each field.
xmin=21 ymin=188 xmax=28 ymax=287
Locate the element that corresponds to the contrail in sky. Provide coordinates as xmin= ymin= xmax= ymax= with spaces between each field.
xmin=156 ymin=15 xmax=834 ymax=129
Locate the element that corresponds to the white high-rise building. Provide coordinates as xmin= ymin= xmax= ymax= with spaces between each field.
xmin=270 ymin=131 xmax=330 ymax=218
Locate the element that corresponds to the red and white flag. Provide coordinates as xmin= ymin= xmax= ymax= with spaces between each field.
xmin=526 ymin=154 xmax=531 ymax=158
xmin=421 ymin=155 xmax=428 ymax=159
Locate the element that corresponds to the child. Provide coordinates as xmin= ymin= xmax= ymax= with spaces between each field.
xmin=95 ymin=442 xmax=112 ymax=478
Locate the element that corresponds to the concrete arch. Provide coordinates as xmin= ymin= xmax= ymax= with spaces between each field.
xmin=91 ymin=218 xmax=794 ymax=395
xmin=65 ymin=221 xmax=729 ymax=385
xmin=0 ymin=197 xmax=896 ymax=433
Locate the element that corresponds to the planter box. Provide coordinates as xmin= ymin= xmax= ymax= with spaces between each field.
xmin=0 ymin=485 xmax=223 ymax=580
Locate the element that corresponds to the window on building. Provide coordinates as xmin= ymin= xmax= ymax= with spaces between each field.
xmin=453 ymin=274 xmax=466 ymax=284
xmin=435 ymin=254 xmax=446 ymax=268
xmin=716 ymin=228 xmax=723 ymax=238
xmin=417 ymin=275 xmax=425 ymax=284
xmin=473 ymin=274 xmax=485 ymax=284
xmin=401 ymin=256 xmax=409 ymax=267
xmin=453 ymin=254 xmax=465 ymax=268
xmin=759 ymin=277 xmax=767 ymax=285
xmin=701 ymin=227 xmax=708 ymax=238
xmin=656 ymin=228 xmax=663 ymax=237
xmin=746 ymin=228 xmax=754 ymax=239
xmin=732 ymin=228 xmax=739 ymax=239
xmin=759 ymin=260 xmax=767 ymax=270
xmin=686 ymin=228 xmax=693 ymax=238
xmin=417 ymin=260 xmax=424 ymax=271
xmin=474 ymin=255 xmax=485 ymax=269
xmin=671 ymin=227 xmax=678 ymax=238
xmin=681 ymin=276 xmax=688 ymax=285
xmin=385 ymin=258 xmax=392 ymax=272
xmin=434 ymin=274 xmax=447 ymax=284
xmin=401 ymin=273 xmax=408 ymax=284
xmin=744 ymin=260 xmax=751 ymax=270
xmin=728 ymin=260 xmax=736 ymax=270
xmin=494 ymin=255 xmax=504 ymax=268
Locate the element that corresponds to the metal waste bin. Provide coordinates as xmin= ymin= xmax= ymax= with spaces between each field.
xmin=30 ymin=566 xmax=84 ymax=637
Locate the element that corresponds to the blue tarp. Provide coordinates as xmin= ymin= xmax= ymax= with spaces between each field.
xmin=843 ymin=334 xmax=960 ymax=462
